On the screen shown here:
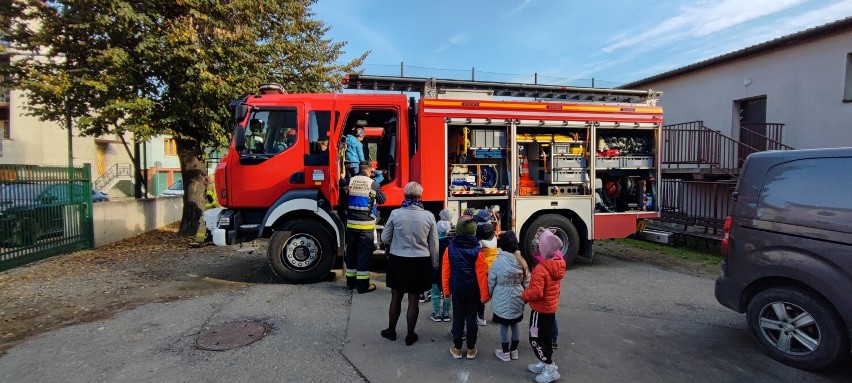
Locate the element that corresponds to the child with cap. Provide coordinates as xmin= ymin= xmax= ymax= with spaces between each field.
xmin=488 ymin=231 xmax=529 ymax=362
xmin=443 ymin=218 xmax=489 ymax=359
xmin=429 ymin=209 xmax=455 ymax=322
xmin=522 ymin=228 xmax=566 ymax=383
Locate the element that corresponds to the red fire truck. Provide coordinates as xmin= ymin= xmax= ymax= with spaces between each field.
xmin=207 ymin=75 xmax=663 ymax=283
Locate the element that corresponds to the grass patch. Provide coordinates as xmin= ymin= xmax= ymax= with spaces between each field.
xmin=615 ymin=238 xmax=724 ymax=266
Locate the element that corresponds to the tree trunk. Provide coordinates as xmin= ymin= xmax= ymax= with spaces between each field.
xmin=175 ymin=137 xmax=207 ymax=236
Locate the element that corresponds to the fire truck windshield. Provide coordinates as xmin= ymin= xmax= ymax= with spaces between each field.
xmin=240 ymin=109 xmax=298 ymax=159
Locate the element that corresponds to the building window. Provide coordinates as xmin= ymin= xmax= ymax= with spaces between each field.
xmin=164 ymin=137 xmax=177 ymax=156
xmin=1 ymin=105 xmax=8 ymax=139
xmin=845 ymin=52 xmax=852 ymax=102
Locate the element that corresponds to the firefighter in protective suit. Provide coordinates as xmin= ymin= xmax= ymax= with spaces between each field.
xmin=344 ymin=162 xmax=387 ymax=293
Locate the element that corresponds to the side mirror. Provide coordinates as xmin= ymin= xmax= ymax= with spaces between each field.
xmin=234 ymin=124 xmax=246 ymax=152
xmin=234 ymin=104 xmax=248 ymax=123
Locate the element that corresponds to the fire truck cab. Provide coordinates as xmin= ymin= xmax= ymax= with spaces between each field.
xmin=209 ymin=75 xmax=663 ymax=283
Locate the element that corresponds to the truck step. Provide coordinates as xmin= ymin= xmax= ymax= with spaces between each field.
xmin=238 ymin=224 xmax=260 ymax=234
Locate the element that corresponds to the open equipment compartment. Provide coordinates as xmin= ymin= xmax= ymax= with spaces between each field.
xmin=592 ymin=122 xmax=659 ymax=213
xmin=446 ymin=121 xmax=512 ymax=231
xmin=516 ymin=124 xmax=592 ymax=197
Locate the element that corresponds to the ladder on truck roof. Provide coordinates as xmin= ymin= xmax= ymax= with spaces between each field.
xmin=342 ymin=74 xmax=661 ymax=105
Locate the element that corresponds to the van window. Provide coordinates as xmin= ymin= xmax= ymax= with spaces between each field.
xmin=758 ymin=157 xmax=852 ymax=232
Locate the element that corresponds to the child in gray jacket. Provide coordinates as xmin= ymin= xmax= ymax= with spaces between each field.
xmin=487 ymin=231 xmax=530 ymax=361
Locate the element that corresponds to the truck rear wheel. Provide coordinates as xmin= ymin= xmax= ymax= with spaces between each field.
xmin=522 ymin=214 xmax=580 ymax=268
xmin=267 ymin=219 xmax=336 ymax=284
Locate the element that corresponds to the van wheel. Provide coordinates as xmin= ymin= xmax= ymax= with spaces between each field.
xmin=267 ymin=219 xmax=336 ymax=284
xmin=522 ymin=214 xmax=580 ymax=268
xmin=746 ymin=287 xmax=850 ymax=370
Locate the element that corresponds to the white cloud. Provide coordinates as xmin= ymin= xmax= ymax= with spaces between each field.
xmin=769 ymin=0 xmax=852 ymax=36
xmin=501 ymin=0 xmax=533 ymax=20
xmin=449 ymin=33 xmax=470 ymax=45
xmin=602 ymin=0 xmax=806 ymax=53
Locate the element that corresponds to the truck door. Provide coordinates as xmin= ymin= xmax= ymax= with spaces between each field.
xmin=228 ymin=104 xmax=305 ymax=208
xmin=304 ymin=110 xmax=334 ymax=203
xmin=335 ymin=101 xmax=408 ymax=207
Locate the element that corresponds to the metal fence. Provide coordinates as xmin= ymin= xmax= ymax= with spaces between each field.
xmin=0 ymin=164 xmax=94 ymax=271
xmin=659 ymin=179 xmax=736 ymax=220
xmin=361 ymin=63 xmax=625 ymax=88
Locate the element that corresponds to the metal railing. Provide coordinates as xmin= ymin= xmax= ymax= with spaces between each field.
xmin=740 ymin=123 xmax=792 ymax=151
xmin=92 ymin=163 xmax=133 ymax=191
xmin=360 ymin=62 xmax=625 ymax=88
xmin=0 ymin=164 xmax=94 ymax=271
xmin=662 ymin=121 xmax=775 ymax=177
xmin=659 ymin=179 xmax=736 ymax=220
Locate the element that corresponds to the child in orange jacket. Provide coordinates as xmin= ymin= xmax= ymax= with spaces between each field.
xmin=442 ymin=218 xmax=490 ymax=359
xmin=475 ymin=222 xmax=497 ymax=326
xmin=522 ymin=228 xmax=566 ymax=383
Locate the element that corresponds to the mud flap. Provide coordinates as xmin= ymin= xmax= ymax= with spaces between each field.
xmin=577 ymin=239 xmax=595 ymax=263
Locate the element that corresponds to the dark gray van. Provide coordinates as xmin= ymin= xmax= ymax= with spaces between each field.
xmin=715 ymin=148 xmax=852 ymax=370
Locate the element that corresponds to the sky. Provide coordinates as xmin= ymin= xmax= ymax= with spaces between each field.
xmin=312 ymin=0 xmax=852 ymax=87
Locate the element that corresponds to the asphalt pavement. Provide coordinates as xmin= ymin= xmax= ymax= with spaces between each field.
xmin=1 ymin=254 xmax=849 ymax=383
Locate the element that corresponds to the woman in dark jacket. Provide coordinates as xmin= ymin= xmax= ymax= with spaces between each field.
xmin=380 ymin=182 xmax=438 ymax=346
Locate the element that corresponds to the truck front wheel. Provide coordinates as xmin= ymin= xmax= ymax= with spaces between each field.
xmin=522 ymin=214 xmax=580 ymax=268
xmin=267 ymin=219 xmax=336 ymax=283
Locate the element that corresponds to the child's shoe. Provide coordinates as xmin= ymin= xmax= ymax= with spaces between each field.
xmin=450 ymin=346 xmax=463 ymax=359
xmin=534 ymin=363 xmax=560 ymax=383
xmin=552 ymin=341 xmax=558 ymax=350
xmin=466 ymin=348 xmax=478 ymax=359
xmin=494 ymin=349 xmax=511 ymax=362
xmin=510 ymin=350 xmax=519 ymax=360
xmin=476 ymin=316 xmax=487 ymax=326
xmin=418 ymin=293 xmax=427 ymax=303
xmin=442 ymin=312 xmax=451 ymax=322
xmin=528 ymin=361 xmax=546 ymax=373
xmin=430 ymin=312 xmax=443 ymax=322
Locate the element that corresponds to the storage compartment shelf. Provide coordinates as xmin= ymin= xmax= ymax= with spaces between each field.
xmin=594 ymin=155 xmax=654 ymax=169
xmin=545 ymin=169 xmax=589 ymax=184
xmin=552 ymin=155 xmax=587 ymax=169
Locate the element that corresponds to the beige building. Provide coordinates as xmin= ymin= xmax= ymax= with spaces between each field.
xmin=624 ymin=16 xmax=852 ymax=151
xmin=621 ymin=17 xmax=852 ymax=222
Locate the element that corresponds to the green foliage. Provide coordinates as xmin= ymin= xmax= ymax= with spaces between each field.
xmin=3 ymin=0 xmax=366 ymax=235
xmin=2 ymin=0 xmax=366 ymax=147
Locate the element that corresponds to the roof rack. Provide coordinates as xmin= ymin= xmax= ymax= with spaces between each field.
xmin=343 ymin=74 xmax=661 ymax=105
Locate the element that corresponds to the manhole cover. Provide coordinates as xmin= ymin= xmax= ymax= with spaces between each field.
xmin=195 ymin=320 xmax=270 ymax=351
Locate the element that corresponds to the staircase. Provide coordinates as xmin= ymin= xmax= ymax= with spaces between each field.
xmin=93 ymin=163 xmax=133 ymax=191
xmin=659 ymin=121 xmax=793 ymax=221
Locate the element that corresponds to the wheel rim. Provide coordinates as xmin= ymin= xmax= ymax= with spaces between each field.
xmin=757 ymin=300 xmax=821 ymax=355
xmin=280 ymin=233 xmax=321 ymax=271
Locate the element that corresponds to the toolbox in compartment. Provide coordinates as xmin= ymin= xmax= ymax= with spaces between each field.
xmin=552 ymin=143 xmax=585 ymax=155
xmin=595 ymin=157 xmax=621 ymax=169
xmin=470 ymin=129 xmax=506 ymax=148
xmin=546 ymin=169 xmax=588 ymax=184
xmin=619 ymin=156 xmax=654 ymax=168
xmin=552 ymin=155 xmax=586 ymax=169
xmin=471 ymin=149 xmax=506 ymax=158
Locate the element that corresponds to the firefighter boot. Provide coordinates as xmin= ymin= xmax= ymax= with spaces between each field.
xmin=357 ymin=278 xmax=376 ymax=294
xmin=345 ymin=269 xmax=357 ymax=290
